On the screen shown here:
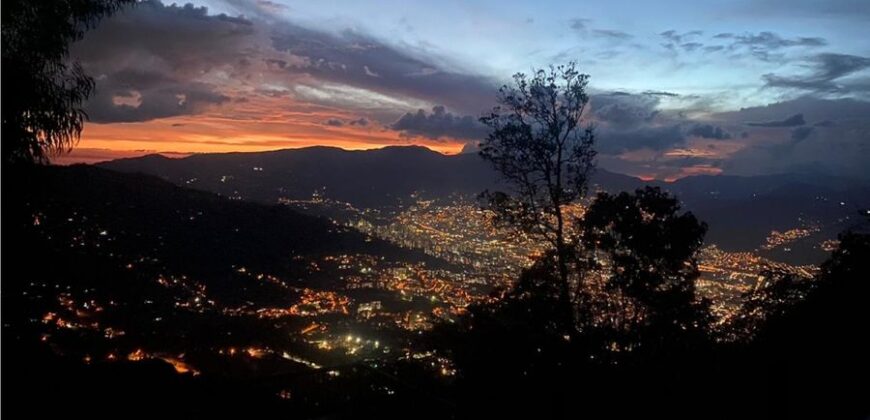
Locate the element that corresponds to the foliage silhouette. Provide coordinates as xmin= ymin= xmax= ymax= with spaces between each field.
xmin=436 ymin=200 xmax=870 ymax=418
xmin=577 ymin=186 xmax=712 ymax=355
xmin=1 ymin=0 xmax=132 ymax=165
xmin=479 ymin=62 xmax=596 ymax=329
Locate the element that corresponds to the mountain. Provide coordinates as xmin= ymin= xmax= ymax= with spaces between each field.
xmin=3 ymin=164 xmax=458 ymax=419
xmin=98 ymin=146 xmax=641 ymax=207
xmin=97 ymin=146 xmax=870 ymax=261
xmin=17 ymin=164 xmax=443 ymax=283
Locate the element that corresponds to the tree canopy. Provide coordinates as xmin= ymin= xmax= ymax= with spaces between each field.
xmin=478 ymin=62 xmax=596 ymax=327
xmin=1 ymin=0 xmax=132 ymax=165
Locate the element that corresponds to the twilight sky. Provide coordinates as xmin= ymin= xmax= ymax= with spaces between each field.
xmin=64 ymin=0 xmax=870 ymax=180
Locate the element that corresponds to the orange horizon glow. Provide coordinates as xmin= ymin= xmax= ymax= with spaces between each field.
xmin=56 ymin=114 xmax=466 ymax=165
xmin=57 ymin=103 xmax=733 ymax=182
xmin=55 ymin=86 xmax=468 ymax=165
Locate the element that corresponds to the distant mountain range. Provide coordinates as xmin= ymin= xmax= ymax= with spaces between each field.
xmin=98 ymin=146 xmax=870 ymax=263
xmin=23 ymin=165 xmax=443 ymax=283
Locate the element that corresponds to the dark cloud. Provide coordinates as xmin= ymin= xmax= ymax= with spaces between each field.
xmin=706 ymin=31 xmax=826 ymax=61
xmin=90 ymin=86 xmax=230 ymax=123
xmin=569 ymin=19 xmax=633 ymax=43
xmin=269 ymin=29 xmax=497 ymax=115
xmin=254 ymin=0 xmax=288 ymax=13
xmin=590 ymin=92 xmax=661 ymax=128
xmin=460 ymin=141 xmax=481 ymax=154
xmin=747 ymin=113 xmax=806 ymax=127
xmin=659 ymin=30 xmax=704 ymax=53
xmin=642 ymin=90 xmax=680 ymax=97
xmin=74 ymin=0 xmax=500 ymax=124
xmin=715 ymin=98 xmax=870 ymax=179
xmin=715 ymin=96 xmax=870 ymax=123
xmin=722 ymin=31 xmax=826 ymax=49
xmin=568 ymin=18 xmax=590 ymax=31
xmin=660 ymin=30 xmax=703 ymax=45
xmin=681 ymin=42 xmax=703 ymax=52
xmin=391 ymin=106 xmax=489 ymax=140
xmin=686 ymin=124 xmax=732 ymax=139
xmin=323 ymin=117 xmax=369 ymax=127
xmin=598 ymin=125 xmax=685 ymax=154
xmin=73 ymin=1 xmax=256 ymax=122
xmin=592 ymin=29 xmax=633 ymax=40
xmin=791 ymin=126 xmax=815 ymax=141
xmin=762 ymin=53 xmax=870 ymax=94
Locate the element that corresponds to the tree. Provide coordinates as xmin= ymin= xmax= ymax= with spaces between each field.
xmin=578 ymin=187 xmax=711 ymax=351
xmin=727 ymin=269 xmax=811 ymax=342
xmin=479 ymin=62 xmax=596 ymax=328
xmin=726 ymin=227 xmax=870 ymax=419
xmin=1 ymin=0 xmax=133 ymax=165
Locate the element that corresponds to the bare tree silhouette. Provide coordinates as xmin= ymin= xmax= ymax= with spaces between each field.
xmin=479 ymin=62 xmax=596 ymax=329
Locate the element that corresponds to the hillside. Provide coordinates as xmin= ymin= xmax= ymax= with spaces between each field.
xmin=98 ymin=146 xmax=870 ymax=262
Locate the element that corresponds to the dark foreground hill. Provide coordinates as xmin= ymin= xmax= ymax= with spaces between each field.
xmin=18 ymin=164 xmax=441 ymax=277
xmin=2 ymin=165 xmax=455 ymax=418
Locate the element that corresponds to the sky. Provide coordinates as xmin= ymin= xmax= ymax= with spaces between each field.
xmin=62 ymin=0 xmax=870 ymax=180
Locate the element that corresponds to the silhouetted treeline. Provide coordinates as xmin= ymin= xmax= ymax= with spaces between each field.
xmin=430 ymin=200 xmax=870 ymax=419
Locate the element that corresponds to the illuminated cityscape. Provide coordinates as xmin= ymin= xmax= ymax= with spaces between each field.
xmin=5 ymin=0 xmax=869 ymax=415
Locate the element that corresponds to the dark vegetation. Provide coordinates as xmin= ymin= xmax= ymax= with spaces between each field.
xmin=1 ymin=0 xmax=134 ymax=164
xmin=435 ymin=198 xmax=869 ymax=419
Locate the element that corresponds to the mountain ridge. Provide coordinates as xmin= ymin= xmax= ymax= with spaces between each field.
xmin=95 ymin=146 xmax=869 ymax=261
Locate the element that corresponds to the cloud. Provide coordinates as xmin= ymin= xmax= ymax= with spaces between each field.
xmin=67 ymin=1 xmax=869 ymax=180
xmin=659 ymin=30 xmax=704 ymax=53
xmin=715 ymin=96 xmax=870 ymax=123
xmin=722 ymin=31 xmax=826 ymax=49
xmin=73 ymin=1 xmax=258 ymax=123
xmin=268 ymin=29 xmax=497 ymax=115
xmin=568 ymin=18 xmax=590 ymax=31
xmin=689 ymin=31 xmax=828 ymax=62
xmin=790 ymin=126 xmax=815 ymax=141
xmin=570 ymin=19 xmax=633 ymax=42
xmin=597 ymin=125 xmax=685 ymax=154
xmin=762 ymin=53 xmax=870 ymax=94
xmin=460 ymin=141 xmax=481 ymax=154
xmin=590 ymin=92 xmax=661 ymax=128
xmin=642 ymin=90 xmax=680 ymax=97
xmin=714 ymin=31 xmax=826 ymax=61
xmin=391 ymin=106 xmax=488 ymax=140
xmin=660 ymin=30 xmax=703 ymax=45
xmin=713 ymin=97 xmax=870 ymax=179
xmin=687 ymin=124 xmax=732 ymax=139
xmin=73 ymin=0 xmax=500 ymax=125
xmin=592 ymin=29 xmax=633 ymax=40
xmin=747 ymin=113 xmax=806 ymax=127
xmin=322 ymin=117 xmax=368 ymax=127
